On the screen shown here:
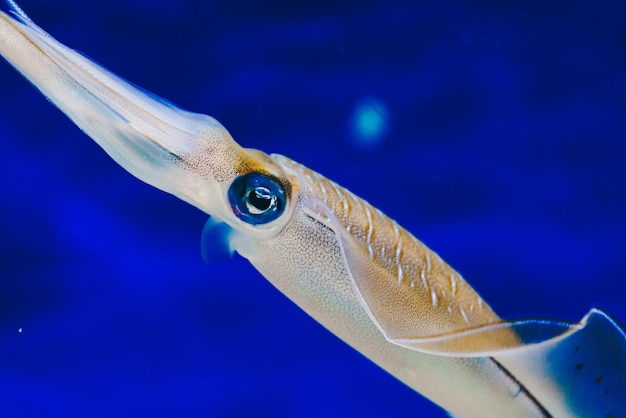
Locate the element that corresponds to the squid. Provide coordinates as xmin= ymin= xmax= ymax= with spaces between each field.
xmin=0 ymin=2 xmax=624 ymax=417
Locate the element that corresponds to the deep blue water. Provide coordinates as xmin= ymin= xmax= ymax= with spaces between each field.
xmin=1 ymin=0 xmax=625 ymax=416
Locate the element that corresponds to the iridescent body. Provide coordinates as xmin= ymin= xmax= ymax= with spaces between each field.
xmin=0 ymin=2 xmax=624 ymax=417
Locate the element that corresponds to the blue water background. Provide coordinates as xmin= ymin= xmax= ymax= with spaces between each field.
xmin=0 ymin=0 xmax=625 ymax=416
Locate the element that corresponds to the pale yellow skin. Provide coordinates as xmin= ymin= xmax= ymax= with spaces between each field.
xmin=1 ymin=3 xmax=621 ymax=417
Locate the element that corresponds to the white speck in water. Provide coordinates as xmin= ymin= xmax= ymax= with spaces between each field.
xmin=18 ymin=327 xmax=23 ymax=333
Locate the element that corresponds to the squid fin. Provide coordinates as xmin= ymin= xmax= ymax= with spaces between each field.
xmin=308 ymin=201 xmax=589 ymax=356
xmin=201 ymin=217 xmax=235 ymax=264
xmin=496 ymin=308 xmax=626 ymax=416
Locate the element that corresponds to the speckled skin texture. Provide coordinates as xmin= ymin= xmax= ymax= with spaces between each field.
xmin=240 ymin=155 xmax=547 ymax=417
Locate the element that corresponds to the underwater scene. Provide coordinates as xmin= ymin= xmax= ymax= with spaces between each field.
xmin=0 ymin=0 xmax=625 ymax=416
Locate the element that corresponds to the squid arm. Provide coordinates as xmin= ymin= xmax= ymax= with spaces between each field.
xmin=0 ymin=2 xmax=624 ymax=417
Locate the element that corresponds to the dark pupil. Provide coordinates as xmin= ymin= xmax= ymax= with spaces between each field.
xmin=248 ymin=187 xmax=272 ymax=212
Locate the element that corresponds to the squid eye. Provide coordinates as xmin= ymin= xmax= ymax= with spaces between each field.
xmin=228 ymin=173 xmax=286 ymax=225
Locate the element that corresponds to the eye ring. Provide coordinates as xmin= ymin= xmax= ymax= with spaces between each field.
xmin=228 ymin=173 xmax=286 ymax=225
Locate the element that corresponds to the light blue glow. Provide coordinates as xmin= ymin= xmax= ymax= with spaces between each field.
xmin=349 ymin=97 xmax=390 ymax=150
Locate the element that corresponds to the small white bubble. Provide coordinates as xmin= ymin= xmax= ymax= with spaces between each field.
xmin=18 ymin=327 xmax=23 ymax=333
